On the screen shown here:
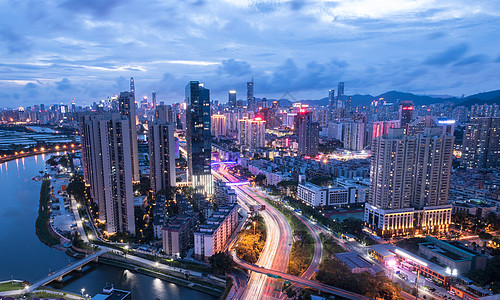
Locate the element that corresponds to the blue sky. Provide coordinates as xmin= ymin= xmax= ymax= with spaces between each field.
xmin=0 ymin=0 xmax=499 ymax=107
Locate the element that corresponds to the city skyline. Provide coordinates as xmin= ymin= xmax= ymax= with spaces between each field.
xmin=0 ymin=1 xmax=499 ymax=106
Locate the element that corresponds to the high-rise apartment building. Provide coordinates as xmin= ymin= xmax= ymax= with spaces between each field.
xmin=149 ymin=120 xmax=176 ymax=193
xmin=295 ymin=110 xmax=319 ymax=156
xmin=342 ymin=121 xmax=365 ymax=151
xmin=365 ymin=127 xmax=453 ymax=237
xmin=337 ymin=82 xmax=344 ymax=99
xmin=238 ymin=117 xmax=266 ymax=150
xmin=80 ymin=113 xmax=136 ymax=235
xmin=211 ymin=114 xmax=227 ymax=138
xmin=152 ymin=91 xmax=157 ymax=107
xmin=155 ymin=105 xmax=174 ymax=123
xmin=463 ymin=117 xmax=500 ymax=169
xmin=185 ymin=81 xmax=213 ymax=195
xmin=118 ymin=91 xmax=140 ymax=182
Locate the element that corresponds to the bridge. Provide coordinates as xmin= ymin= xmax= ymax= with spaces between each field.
xmin=231 ymin=251 xmax=371 ymax=300
xmin=28 ymin=249 xmax=108 ymax=291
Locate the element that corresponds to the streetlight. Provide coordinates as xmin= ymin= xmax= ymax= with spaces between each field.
xmin=253 ymin=221 xmax=256 ymax=235
xmin=81 ymin=288 xmax=85 ymax=297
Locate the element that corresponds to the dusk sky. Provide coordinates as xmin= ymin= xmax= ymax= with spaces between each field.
xmin=0 ymin=0 xmax=499 ymax=107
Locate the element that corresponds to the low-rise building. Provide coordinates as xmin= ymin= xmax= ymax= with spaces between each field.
xmin=335 ymin=252 xmax=373 ymax=274
xmin=452 ymin=199 xmax=497 ymax=219
xmin=214 ymin=180 xmax=237 ymax=206
xmin=162 ymin=212 xmax=199 ymax=257
xmin=297 ymin=181 xmax=366 ymax=207
xmin=194 ymin=204 xmax=239 ymax=260
xmin=418 ymin=236 xmax=487 ymax=274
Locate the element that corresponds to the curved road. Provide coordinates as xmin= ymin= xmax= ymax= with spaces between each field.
xmin=231 ymin=250 xmax=371 ymax=300
xmin=214 ymin=167 xmax=293 ymax=299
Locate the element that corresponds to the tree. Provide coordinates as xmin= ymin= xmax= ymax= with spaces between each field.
xmin=253 ymin=174 xmax=267 ymax=185
xmin=209 ymin=252 xmax=234 ymax=275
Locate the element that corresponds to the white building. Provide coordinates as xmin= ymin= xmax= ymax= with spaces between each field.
xmin=238 ymin=117 xmax=266 ymax=150
xmin=211 ymin=114 xmax=227 ymax=138
xmin=297 ymin=181 xmax=366 ymax=207
xmin=194 ymin=205 xmax=239 ymax=260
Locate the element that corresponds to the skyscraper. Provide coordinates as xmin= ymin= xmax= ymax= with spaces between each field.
xmin=399 ymin=100 xmax=414 ymax=130
xmin=80 ymin=113 xmax=136 ymax=235
xmin=295 ymin=110 xmax=319 ymax=156
xmin=238 ymin=117 xmax=266 ymax=150
xmin=463 ymin=117 xmax=500 ymax=169
xmin=155 ymin=105 xmax=174 ymax=123
xmin=149 ymin=119 xmax=176 ymax=193
xmin=130 ymin=77 xmax=135 ymax=95
xmin=118 ymin=92 xmax=140 ymax=182
xmin=365 ymin=127 xmax=453 ymax=237
xmin=247 ymin=80 xmax=255 ymax=111
xmin=211 ymin=114 xmax=227 ymax=138
xmin=337 ymin=82 xmax=344 ymax=100
xmin=328 ymin=89 xmax=335 ymax=121
xmin=342 ymin=121 xmax=365 ymax=151
xmin=185 ymin=81 xmax=213 ymax=195
xmin=228 ymin=90 xmax=236 ymax=108
xmin=152 ymin=91 xmax=157 ymax=107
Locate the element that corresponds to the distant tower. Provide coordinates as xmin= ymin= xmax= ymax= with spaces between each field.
xmin=186 ymin=81 xmax=213 ymax=195
xmin=247 ymin=80 xmax=255 ymax=111
xmin=228 ymin=90 xmax=236 ymax=108
xmin=328 ymin=89 xmax=335 ymax=120
xmin=152 ymin=91 xmax=157 ymax=107
xmin=295 ymin=109 xmax=319 ymax=156
xmin=399 ymin=100 xmax=414 ymax=130
xmin=130 ymin=77 xmax=135 ymax=95
xmin=118 ymin=92 xmax=140 ymax=182
xmin=149 ymin=116 xmax=176 ymax=193
xmin=337 ymin=82 xmax=344 ymax=99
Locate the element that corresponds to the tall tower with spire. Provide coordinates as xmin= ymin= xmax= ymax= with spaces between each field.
xmin=130 ymin=77 xmax=135 ymax=95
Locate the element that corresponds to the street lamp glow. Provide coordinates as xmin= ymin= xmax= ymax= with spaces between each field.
xmin=452 ymin=269 xmax=458 ymax=276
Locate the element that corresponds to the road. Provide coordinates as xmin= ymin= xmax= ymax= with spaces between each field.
xmin=214 ymin=166 xmax=293 ymax=299
xmin=231 ymin=250 xmax=371 ymax=300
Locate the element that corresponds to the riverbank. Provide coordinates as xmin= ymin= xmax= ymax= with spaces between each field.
xmin=0 ymin=145 xmax=80 ymax=164
xmin=98 ymin=254 xmax=225 ymax=297
xmin=35 ymin=179 xmax=61 ymax=246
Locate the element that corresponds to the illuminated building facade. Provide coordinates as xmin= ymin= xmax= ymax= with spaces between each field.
xmin=211 ymin=114 xmax=227 ymax=138
xmin=228 ymin=90 xmax=236 ymax=108
xmin=462 ymin=117 xmax=500 ymax=169
xmin=295 ymin=110 xmax=319 ymax=156
xmin=398 ymin=100 xmax=414 ymax=129
xmin=365 ymin=127 xmax=454 ymax=237
xmin=238 ymin=117 xmax=266 ymax=150
xmin=118 ymin=91 xmax=140 ymax=182
xmin=79 ymin=113 xmax=136 ymax=235
xmin=185 ymin=81 xmax=213 ymax=195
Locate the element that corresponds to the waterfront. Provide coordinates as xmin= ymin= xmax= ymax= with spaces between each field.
xmin=0 ymin=154 xmax=216 ymax=300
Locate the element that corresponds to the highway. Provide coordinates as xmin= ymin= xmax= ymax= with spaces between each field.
xmin=232 ymin=250 xmax=371 ymax=300
xmin=214 ymin=166 xmax=293 ymax=299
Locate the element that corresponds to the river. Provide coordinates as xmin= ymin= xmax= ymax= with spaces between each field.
xmin=0 ymin=154 xmax=216 ymax=300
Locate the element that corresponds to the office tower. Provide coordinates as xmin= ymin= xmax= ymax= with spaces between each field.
xmin=130 ymin=77 xmax=135 ymax=95
xmin=399 ymin=100 xmax=414 ymax=129
xmin=185 ymin=81 xmax=213 ymax=195
xmin=141 ymin=96 xmax=148 ymax=110
xmin=152 ymin=91 xmax=157 ymax=107
xmin=261 ymin=97 xmax=268 ymax=108
xmin=365 ymin=127 xmax=453 ymax=237
xmin=342 ymin=121 xmax=365 ymax=151
xmin=155 ymin=105 xmax=174 ymax=123
xmin=80 ymin=113 xmax=136 ymax=235
xmin=295 ymin=110 xmax=319 ymax=156
xmin=211 ymin=114 xmax=227 ymax=138
xmin=247 ymin=80 xmax=255 ymax=111
xmin=328 ymin=89 xmax=335 ymax=120
xmin=149 ymin=120 xmax=176 ymax=193
xmin=337 ymin=82 xmax=344 ymax=99
xmin=238 ymin=117 xmax=266 ymax=150
xmin=118 ymin=92 xmax=140 ymax=182
xmin=463 ymin=117 xmax=500 ymax=169
xmin=228 ymin=90 xmax=236 ymax=108
xmin=372 ymin=120 xmax=401 ymax=139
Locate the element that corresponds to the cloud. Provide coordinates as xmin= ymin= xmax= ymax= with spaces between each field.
xmin=454 ymin=55 xmax=488 ymax=66
xmin=424 ymin=43 xmax=468 ymax=65
xmin=218 ymin=59 xmax=252 ymax=77
xmin=56 ymin=78 xmax=72 ymax=91
xmin=0 ymin=27 xmax=31 ymax=53
xmin=59 ymin=0 xmax=126 ymax=16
